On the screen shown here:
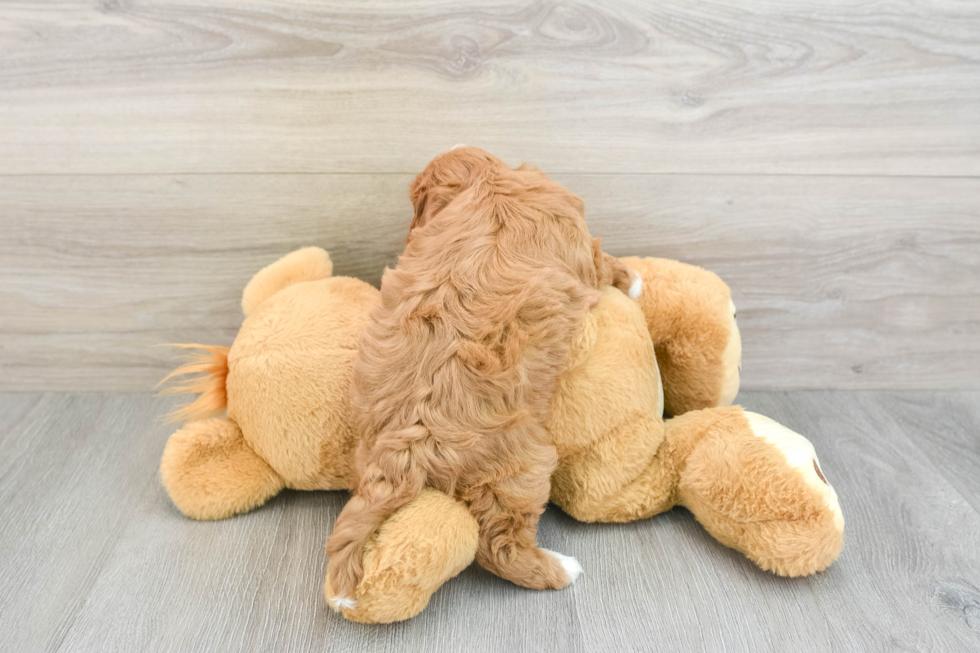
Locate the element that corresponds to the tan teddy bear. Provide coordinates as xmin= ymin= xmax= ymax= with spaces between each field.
xmin=160 ymin=247 xmax=844 ymax=624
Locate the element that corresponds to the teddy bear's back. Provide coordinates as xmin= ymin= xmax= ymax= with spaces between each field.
xmin=226 ymin=276 xmax=380 ymax=490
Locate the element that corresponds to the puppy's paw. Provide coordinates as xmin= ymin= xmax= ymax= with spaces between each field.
xmin=542 ymin=549 xmax=583 ymax=584
xmin=627 ymin=267 xmax=643 ymax=299
xmin=328 ymin=595 xmax=358 ymax=611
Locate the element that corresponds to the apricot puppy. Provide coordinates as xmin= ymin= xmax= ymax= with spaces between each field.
xmin=325 ymin=148 xmax=635 ymax=605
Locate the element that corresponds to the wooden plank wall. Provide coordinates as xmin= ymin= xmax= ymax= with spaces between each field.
xmin=1 ymin=0 xmax=978 ymax=391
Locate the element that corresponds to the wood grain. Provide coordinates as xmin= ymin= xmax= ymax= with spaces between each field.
xmin=0 ymin=394 xmax=166 ymax=652
xmin=872 ymin=391 xmax=980 ymax=515
xmin=0 ymin=0 xmax=978 ymax=175
xmin=1 ymin=391 xmax=979 ymax=651
xmin=2 ymin=173 xmax=977 ymax=392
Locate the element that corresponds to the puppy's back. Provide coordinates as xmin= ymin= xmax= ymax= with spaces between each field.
xmin=354 ymin=167 xmax=600 ymax=441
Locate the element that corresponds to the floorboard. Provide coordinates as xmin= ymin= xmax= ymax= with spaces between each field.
xmin=1 ymin=391 xmax=978 ymax=652
xmin=869 ymin=391 xmax=980 ymax=516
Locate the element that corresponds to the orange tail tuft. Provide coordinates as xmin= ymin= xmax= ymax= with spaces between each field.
xmin=157 ymin=344 xmax=231 ymax=423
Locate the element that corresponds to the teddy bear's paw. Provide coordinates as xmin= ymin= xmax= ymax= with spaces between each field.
xmin=327 ymin=595 xmax=358 ymax=611
xmin=542 ymin=549 xmax=584 ymax=584
xmin=744 ymin=411 xmax=844 ymax=533
xmin=677 ymin=408 xmax=845 ymax=576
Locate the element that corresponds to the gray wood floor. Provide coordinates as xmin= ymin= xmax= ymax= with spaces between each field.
xmin=2 ymin=391 xmax=979 ymax=652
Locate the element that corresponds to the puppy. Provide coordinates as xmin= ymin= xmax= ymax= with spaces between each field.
xmin=326 ymin=147 xmax=639 ymax=606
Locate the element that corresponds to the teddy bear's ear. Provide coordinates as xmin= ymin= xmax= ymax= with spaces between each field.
xmin=241 ymin=247 xmax=333 ymax=317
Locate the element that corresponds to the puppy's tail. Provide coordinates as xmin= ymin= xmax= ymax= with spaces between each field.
xmin=325 ymin=425 xmax=430 ymax=606
xmin=157 ymin=344 xmax=230 ymax=423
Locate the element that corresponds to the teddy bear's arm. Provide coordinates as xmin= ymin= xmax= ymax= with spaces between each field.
xmin=325 ymin=489 xmax=479 ymax=623
xmin=619 ymin=257 xmax=741 ymax=416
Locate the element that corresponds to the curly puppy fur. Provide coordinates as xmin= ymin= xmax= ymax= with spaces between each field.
xmin=325 ymin=148 xmax=632 ymax=601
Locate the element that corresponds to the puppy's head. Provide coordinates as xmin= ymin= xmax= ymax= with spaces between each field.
xmin=409 ymin=147 xmax=504 ymax=236
xmin=409 ymin=147 xmax=604 ymax=290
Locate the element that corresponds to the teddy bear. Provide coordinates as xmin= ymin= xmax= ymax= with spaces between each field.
xmin=159 ymin=246 xmax=844 ymax=624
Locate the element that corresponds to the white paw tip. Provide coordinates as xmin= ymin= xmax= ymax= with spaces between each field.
xmin=451 ymin=143 xmax=467 ymax=151
xmin=329 ymin=595 xmax=358 ymax=610
xmin=628 ymin=270 xmax=643 ymax=299
xmin=543 ymin=549 xmax=583 ymax=583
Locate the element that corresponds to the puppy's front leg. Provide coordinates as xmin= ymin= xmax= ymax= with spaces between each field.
xmin=593 ymin=238 xmax=642 ymax=298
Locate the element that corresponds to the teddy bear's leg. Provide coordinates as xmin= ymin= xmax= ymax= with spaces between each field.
xmin=667 ymin=406 xmax=845 ymax=576
xmin=555 ymin=405 xmax=843 ymax=576
xmin=160 ymin=417 xmax=285 ymax=520
xmin=619 ymin=257 xmax=741 ymax=415
xmin=325 ymin=489 xmax=479 ymax=623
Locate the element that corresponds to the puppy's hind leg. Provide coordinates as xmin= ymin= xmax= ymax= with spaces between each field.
xmin=466 ymin=441 xmax=582 ymax=590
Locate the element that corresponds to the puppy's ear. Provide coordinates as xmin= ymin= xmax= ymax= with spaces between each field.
xmin=408 ymin=156 xmax=459 ymax=236
xmin=408 ymin=172 xmax=431 ymax=233
xmin=408 ymin=170 xmax=457 ymax=236
xmin=594 ymin=240 xmax=636 ymax=296
xmin=408 ymin=148 xmax=501 ymax=239
xmin=592 ymin=237 xmax=607 ymax=282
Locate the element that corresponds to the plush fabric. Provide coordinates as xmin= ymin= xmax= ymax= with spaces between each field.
xmin=324 ymin=489 xmax=480 ymax=624
xmin=161 ymin=417 xmax=283 ymax=521
xmin=159 ymin=248 xmax=844 ymax=623
xmin=621 ymin=256 xmax=741 ymax=415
